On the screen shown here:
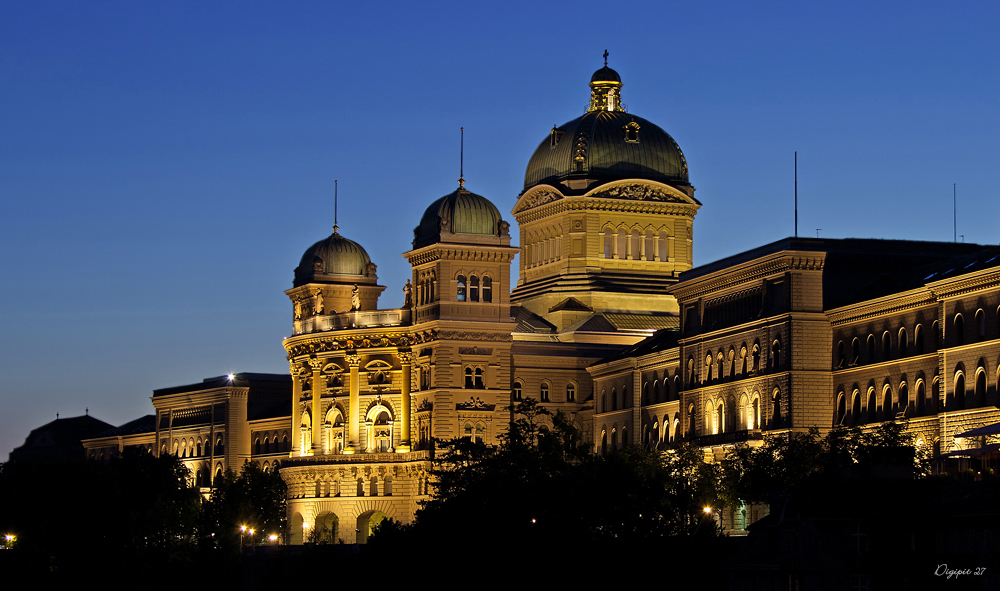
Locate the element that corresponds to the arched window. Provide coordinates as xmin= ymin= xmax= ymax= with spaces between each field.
xmin=851 ymin=390 xmax=861 ymax=426
xmin=954 ymin=314 xmax=964 ymax=346
xmin=622 ymin=386 xmax=629 ymax=408
xmin=977 ymin=309 xmax=986 ymax=339
xmin=898 ymin=383 xmax=909 ymax=417
xmin=866 ymin=387 xmax=876 ymax=423
xmin=953 ymin=371 xmax=966 ymax=410
xmin=629 ymin=229 xmax=641 ymax=260
xmin=254 ymin=438 xmax=261 ymax=455
xmin=512 ymin=380 xmax=523 ymax=401
xmin=474 ymin=367 xmax=484 ymax=389
xmin=540 ymin=382 xmax=550 ymax=402
xmin=601 ymin=390 xmax=607 ymax=412
xmin=464 ymin=367 xmax=474 ymax=389
xmin=915 ymin=381 xmax=926 ymax=416
xmin=867 ymin=334 xmax=876 ymax=363
xmin=898 ymin=328 xmax=908 ymax=357
xmin=914 ymin=324 xmax=924 ymax=354
xmin=482 ymin=276 xmax=493 ymax=302
xmin=882 ymin=332 xmax=891 ymax=360
xmin=836 ymin=392 xmax=846 ymax=426
xmin=616 ymin=228 xmax=627 ymax=260
xmin=771 ymin=340 xmax=781 ymax=369
xmin=642 ymin=382 xmax=649 ymax=405
xmin=456 ymin=275 xmax=467 ymax=301
xmin=837 ymin=341 xmax=846 ymax=368
xmin=851 ymin=338 xmax=861 ymax=365
xmin=611 ymin=389 xmax=618 ymax=411
xmin=602 ymin=227 xmax=613 ymax=259
xmin=882 ymin=386 xmax=892 ymax=420
xmin=469 ymin=275 xmax=480 ymax=302
xmin=566 ymin=383 xmax=576 ymax=402
xmin=975 ymin=369 xmax=987 ymax=407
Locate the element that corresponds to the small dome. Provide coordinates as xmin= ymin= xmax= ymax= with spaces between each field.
xmin=294 ymin=231 xmax=373 ymax=287
xmin=413 ymin=187 xmax=505 ymax=249
xmin=590 ymin=66 xmax=621 ymax=84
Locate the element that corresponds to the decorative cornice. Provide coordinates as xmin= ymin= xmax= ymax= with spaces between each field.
xmin=513 ymin=187 xmax=563 ymax=214
xmin=828 ymin=290 xmax=936 ymax=326
xmin=930 ymin=269 xmax=1000 ymax=300
xmin=673 ymin=253 xmax=823 ymax=301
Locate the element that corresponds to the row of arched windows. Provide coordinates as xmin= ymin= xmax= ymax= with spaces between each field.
xmin=253 ymin=433 xmax=291 ymax=455
xmin=456 ymin=274 xmax=493 ymax=302
xmin=601 ymin=227 xmax=671 ymax=261
xmin=512 ymin=380 xmax=576 ymax=403
xmin=703 ymin=393 xmax=763 ymax=435
xmin=836 ymin=323 xmax=935 ymax=368
xmin=688 ymin=338 xmax=779 ymax=386
xmin=524 ymin=230 xmax=562 ymax=268
xmin=599 ymin=386 xmax=630 ymax=412
xmin=164 ymin=435 xmax=225 ymax=458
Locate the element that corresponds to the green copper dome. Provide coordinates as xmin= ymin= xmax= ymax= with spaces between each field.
xmin=413 ymin=187 xmax=505 ymax=249
xmin=294 ymin=231 xmax=373 ymax=287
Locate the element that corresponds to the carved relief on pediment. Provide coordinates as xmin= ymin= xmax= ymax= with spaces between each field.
xmin=595 ymin=183 xmax=684 ymax=203
xmin=514 ymin=188 xmax=563 ymax=213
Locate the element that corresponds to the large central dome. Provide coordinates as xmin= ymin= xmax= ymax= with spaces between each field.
xmin=523 ymin=63 xmax=689 ymax=194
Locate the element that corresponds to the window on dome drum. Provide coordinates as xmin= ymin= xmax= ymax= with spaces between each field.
xmin=513 ymin=381 xmax=522 ymax=401
xmin=482 ymin=276 xmax=492 ymax=302
xmin=624 ymin=122 xmax=640 ymax=143
xmin=456 ymin=275 xmax=467 ymax=301
xmin=540 ymin=383 xmax=550 ymax=402
xmin=469 ymin=275 xmax=480 ymax=302
xmin=566 ymin=383 xmax=576 ymax=402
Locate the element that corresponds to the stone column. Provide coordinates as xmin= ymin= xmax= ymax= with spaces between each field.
xmin=398 ymin=351 xmax=412 ymax=452
xmin=309 ymin=359 xmax=324 ymax=455
xmin=290 ymin=362 xmax=302 ymax=457
xmin=346 ymin=352 xmax=361 ymax=453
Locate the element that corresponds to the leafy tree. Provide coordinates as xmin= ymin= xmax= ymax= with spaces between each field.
xmin=201 ymin=461 xmax=286 ymax=549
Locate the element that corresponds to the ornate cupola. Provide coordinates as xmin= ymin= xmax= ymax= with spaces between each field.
xmin=588 ymin=50 xmax=625 ymax=113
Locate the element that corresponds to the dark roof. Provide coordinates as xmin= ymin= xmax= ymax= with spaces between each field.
xmin=511 ymin=306 xmax=556 ymax=333
xmin=548 ymin=297 xmax=593 ymax=312
xmin=523 ymin=110 xmax=688 ymax=193
xmin=154 ymin=372 xmax=291 ymax=397
xmin=595 ymin=328 xmax=680 ymax=365
xmin=9 ymin=414 xmax=115 ymax=463
xmin=97 ymin=415 xmax=156 ymax=437
xmin=676 ymin=237 xmax=988 ymax=310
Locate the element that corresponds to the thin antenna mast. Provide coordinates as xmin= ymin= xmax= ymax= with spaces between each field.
xmin=334 ymin=179 xmax=339 ymax=234
xmin=794 ymin=152 xmax=798 ymax=238
xmin=458 ymin=127 xmax=465 ymax=188
xmin=953 ymin=183 xmax=956 ymax=242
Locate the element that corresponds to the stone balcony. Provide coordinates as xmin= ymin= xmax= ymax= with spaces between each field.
xmin=293 ymin=308 xmax=412 ymax=335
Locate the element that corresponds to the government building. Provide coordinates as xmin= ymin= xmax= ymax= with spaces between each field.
xmin=71 ymin=59 xmax=1000 ymax=543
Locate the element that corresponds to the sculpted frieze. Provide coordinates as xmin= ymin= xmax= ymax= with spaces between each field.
xmin=514 ymin=189 xmax=563 ymax=213
xmin=595 ymin=183 xmax=682 ymax=203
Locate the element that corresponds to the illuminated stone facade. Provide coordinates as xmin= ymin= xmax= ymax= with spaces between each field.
xmin=75 ymin=59 xmax=1000 ymax=544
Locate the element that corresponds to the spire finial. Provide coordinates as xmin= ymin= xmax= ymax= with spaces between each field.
xmin=333 ymin=179 xmax=339 ymax=234
xmin=603 ymin=49 xmax=608 ymax=67
xmin=458 ymin=127 xmax=465 ymax=189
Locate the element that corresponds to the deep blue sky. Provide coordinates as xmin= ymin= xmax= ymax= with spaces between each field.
xmin=2 ymin=1 xmax=998 ymax=458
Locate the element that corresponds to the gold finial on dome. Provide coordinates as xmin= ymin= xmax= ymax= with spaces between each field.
xmin=588 ymin=51 xmax=625 ymax=113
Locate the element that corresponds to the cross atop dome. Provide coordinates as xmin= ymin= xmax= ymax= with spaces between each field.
xmin=588 ymin=52 xmax=624 ymax=113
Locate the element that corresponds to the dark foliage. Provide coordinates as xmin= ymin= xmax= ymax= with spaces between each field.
xmin=201 ymin=461 xmax=287 ymax=551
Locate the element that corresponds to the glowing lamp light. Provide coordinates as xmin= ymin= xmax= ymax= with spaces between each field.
xmin=240 ymin=525 xmax=247 ymax=533
xmin=268 ymin=534 xmax=278 ymax=542
xmin=227 ymin=373 xmax=236 ymax=381
xmin=703 ymin=507 xmax=712 ymax=514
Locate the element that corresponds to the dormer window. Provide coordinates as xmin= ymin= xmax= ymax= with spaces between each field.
xmin=549 ymin=126 xmax=564 ymax=148
xmin=624 ymin=121 xmax=640 ymax=143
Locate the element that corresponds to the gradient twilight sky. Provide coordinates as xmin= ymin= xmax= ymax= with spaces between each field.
xmin=2 ymin=1 xmax=998 ymax=458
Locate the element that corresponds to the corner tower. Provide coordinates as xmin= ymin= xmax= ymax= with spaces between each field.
xmin=511 ymin=59 xmax=700 ymax=327
xmin=403 ymin=183 xmax=519 ymax=446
